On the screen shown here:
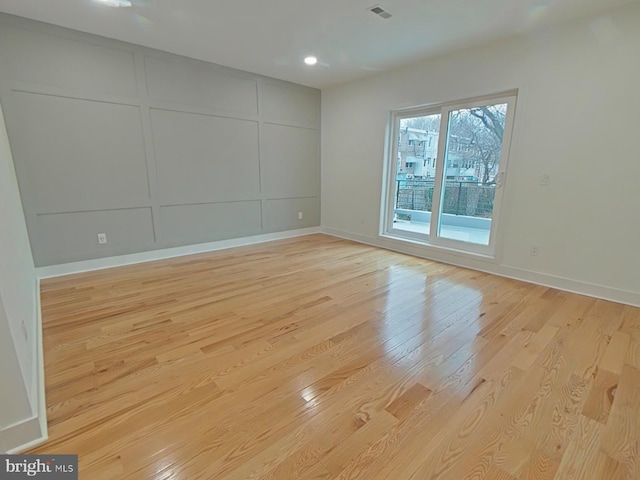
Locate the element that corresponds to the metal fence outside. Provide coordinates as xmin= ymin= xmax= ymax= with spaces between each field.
xmin=396 ymin=180 xmax=496 ymax=218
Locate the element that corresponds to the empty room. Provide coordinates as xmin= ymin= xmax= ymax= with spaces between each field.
xmin=0 ymin=0 xmax=639 ymax=478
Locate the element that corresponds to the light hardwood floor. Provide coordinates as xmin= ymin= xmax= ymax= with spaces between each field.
xmin=31 ymin=234 xmax=640 ymax=479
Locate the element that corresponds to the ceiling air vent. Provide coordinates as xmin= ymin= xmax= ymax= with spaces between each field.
xmin=368 ymin=5 xmax=392 ymax=19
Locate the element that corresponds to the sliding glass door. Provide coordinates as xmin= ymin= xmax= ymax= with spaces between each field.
xmin=384 ymin=93 xmax=516 ymax=256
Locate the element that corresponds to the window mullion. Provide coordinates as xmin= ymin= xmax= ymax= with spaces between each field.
xmin=429 ymin=106 xmax=451 ymax=242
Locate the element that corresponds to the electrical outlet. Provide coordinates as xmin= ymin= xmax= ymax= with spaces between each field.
xmin=97 ymin=233 xmax=107 ymax=244
xmin=540 ymin=174 xmax=551 ymax=186
xmin=298 ymin=212 xmax=303 ymax=220
xmin=530 ymin=245 xmax=540 ymax=256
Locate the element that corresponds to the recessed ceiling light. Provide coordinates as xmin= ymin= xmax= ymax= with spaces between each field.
xmin=96 ymin=0 xmax=132 ymax=7
xmin=304 ymin=56 xmax=318 ymax=66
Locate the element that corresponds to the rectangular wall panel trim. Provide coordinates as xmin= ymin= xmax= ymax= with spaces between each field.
xmin=0 ymin=13 xmax=320 ymax=267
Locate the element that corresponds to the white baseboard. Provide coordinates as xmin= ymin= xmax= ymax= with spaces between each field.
xmin=33 ymin=277 xmax=48 ymax=450
xmin=37 ymin=227 xmax=322 ymax=279
xmin=3 ymin=415 xmax=44 ymax=454
xmin=322 ymin=227 xmax=640 ymax=308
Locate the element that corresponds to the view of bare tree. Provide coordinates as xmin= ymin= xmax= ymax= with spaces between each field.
xmin=449 ymin=104 xmax=506 ymax=184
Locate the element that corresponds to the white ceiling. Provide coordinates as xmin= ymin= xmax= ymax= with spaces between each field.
xmin=0 ymin=0 xmax=635 ymax=88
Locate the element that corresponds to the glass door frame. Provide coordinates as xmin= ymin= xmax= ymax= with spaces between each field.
xmin=382 ymin=92 xmax=518 ymax=258
xmin=383 ymin=105 xmax=442 ymax=244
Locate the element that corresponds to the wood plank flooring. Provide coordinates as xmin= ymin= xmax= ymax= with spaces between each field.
xmin=31 ymin=234 xmax=640 ymax=479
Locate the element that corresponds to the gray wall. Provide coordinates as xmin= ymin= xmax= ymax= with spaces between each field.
xmin=0 ymin=14 xmax=321 ymax=266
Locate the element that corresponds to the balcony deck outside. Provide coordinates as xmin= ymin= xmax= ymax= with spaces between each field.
xmin=392 ymin=218 xmax=490 ymax=245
